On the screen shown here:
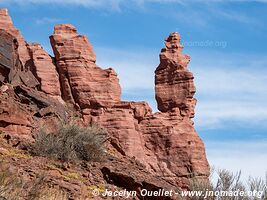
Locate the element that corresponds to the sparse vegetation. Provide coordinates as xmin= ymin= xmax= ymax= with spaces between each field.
xmin=188 ymin=168 xmax=267 ymax=200
xmin=0 ymin=162 xmax=67 ymax=200
xmin=31 ymin=123 xmax=108 ymax=162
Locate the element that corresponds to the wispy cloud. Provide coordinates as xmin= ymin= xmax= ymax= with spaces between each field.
xmin=95 ymin=47 xmax=158 ymax=92
xmin=1 ymin=0 xmax=265 ymax=27
xmin=167 ymin=2 xmax=265 ymax=28
xmin=0 ymin=0 xmax=123 ymax=10
xmin=191 ymin=52 xmax=267 ymax=129
xmin=2 ymin=0 xmax=267 ymax=9
xmin=35 ymin=17 xmax=61 ymax=25
xmin=206 ymin=140 xmax=267 ymax=179
xmin=143 ymin=0 xmax=267 ymax=3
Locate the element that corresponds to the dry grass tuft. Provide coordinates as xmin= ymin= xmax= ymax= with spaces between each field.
xmin=0 ymin=162 xmax=67 ymax=200
xmin=31 ymin=123 xmax=108 ymax=162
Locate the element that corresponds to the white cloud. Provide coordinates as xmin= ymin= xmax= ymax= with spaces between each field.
xmin=0 ymin=0 xmax=123 ymax=10
xmin=144 ymin=0 xmax=267 ymax=3
xmin=1 ymin=0 xmax=265 ymax=27
xmin=191 ymin=52 xmax=267 ymax=129
xmin=2 ymin=0 xmax=267 ymax=9
xmin=195 ymin=101 xmax=267 ymax=129
xmin=206 ymin=140 xmax=267 ymax=179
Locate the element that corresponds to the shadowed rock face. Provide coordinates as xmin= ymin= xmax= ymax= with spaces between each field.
xmin=0 ymin=29 xmax=39 ymax=88
xmin=0 ymin=30 xmax=17 ymax=82
xmin=0 ymin=8 xmax=209 ymax=190
xmin=0 ymin=9 xmax=39 ymax=88
xmin=0 ymin=9 xmax=31 ymax=69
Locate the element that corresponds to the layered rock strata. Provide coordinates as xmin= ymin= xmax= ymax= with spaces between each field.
xmin=50 ymin=24 xmax=121 ymax=108
xmin=27 ymin=43 xmax=62 ymax=101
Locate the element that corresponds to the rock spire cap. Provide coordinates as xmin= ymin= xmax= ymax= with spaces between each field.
xmin=0 ymin=8 xmax=9 ymax=16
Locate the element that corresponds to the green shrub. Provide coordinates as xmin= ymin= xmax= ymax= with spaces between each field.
xmin=31 ymin=123 xmax=108 ymax=162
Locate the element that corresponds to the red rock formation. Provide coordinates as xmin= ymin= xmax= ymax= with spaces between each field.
xmin=0 ymin=91 xmax=32 ymax=135
xmin=0 ymin=9 xmax=39 ymax=88
xmin=140 ymin=32 xmax=209 ymax=186
xmin=0 ymin=29 xmax=17 ymax=82
xmin=0 ymin=8 xmax=31 ymax=69
xmin=81 ymin=33 xmax=209 ymax=188
xmin=0 ymin=9 xmax=210 ymax=190
xmin=27 ymin=43 xmax=62 ymax=101
xmin=155 ymin=32 xmax=196 ymax=118
xmin=49 ymin=26 xmax=209 ymax=187
xmin=139 ymin=113 xmax=210 ymax=188
xmin=84 ymin=104 xmax=150 ymax=164
xmin=50 ymin=24 xmax=121 ymax=108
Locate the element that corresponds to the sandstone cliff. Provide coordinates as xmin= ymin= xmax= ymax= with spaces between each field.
xmin=0 ymin=8 xmax=209 ymax=198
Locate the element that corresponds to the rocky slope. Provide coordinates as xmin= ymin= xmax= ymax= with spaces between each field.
xmin=0 ymin=8 xmax=209 ymax=199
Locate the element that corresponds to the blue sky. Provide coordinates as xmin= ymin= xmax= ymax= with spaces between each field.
xmin=1 ymin=0 xmax=266 ymax=179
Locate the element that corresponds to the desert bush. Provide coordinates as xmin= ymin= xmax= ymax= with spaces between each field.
xmin=248 ymin=175 xmax=267 ymax=199
xmin=31 ymin=123 xmax=108 ymax=162
xmin=188 ymin=168 xmax=267 ymax=200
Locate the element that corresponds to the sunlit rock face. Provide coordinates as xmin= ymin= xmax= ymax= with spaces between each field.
xmin=83 ymin=32 xmax=210 ymax=188
xmin=27 ymin=43 xmax=62 ymax=101
xmin=50 ymin=24 xmax=121 ymax=108
xmin=155 ymin=32 xmax=196 ymax=118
